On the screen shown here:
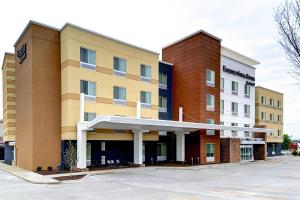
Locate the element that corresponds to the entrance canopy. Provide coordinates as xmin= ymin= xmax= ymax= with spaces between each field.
xmin=87 ymin=116 xmax=275 ymax=134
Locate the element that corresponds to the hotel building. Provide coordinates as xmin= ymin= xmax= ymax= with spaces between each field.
xmin=220 ymin=47 xmax=264 ymax=162
xmin=2 ymin=21 xmax=274 ymax=171
xmin=255 ymin=86 xmax=283 ymax=156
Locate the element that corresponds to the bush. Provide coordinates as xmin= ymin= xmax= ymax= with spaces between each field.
xmin=292 ymin=150 xmax=298 ymax=156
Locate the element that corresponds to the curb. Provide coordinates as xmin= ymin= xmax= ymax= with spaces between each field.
xmin=0 ymin=162 xmax=60 ymax=184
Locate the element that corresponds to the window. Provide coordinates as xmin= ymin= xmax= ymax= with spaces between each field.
xmin=206 ymin=94 xmax=215 ymax=111
xmin=80 ymin=47 xmax=96 ymax=70
xmin=206 ymin=144 xmax=215 ymax=162
xmin=270 ymin=113 xmax=274 ymax=123
xmin=244 ymin=85 xmax=250 ymax=98
xmin=84 ymin=112 xmax=96 ymax=122
xmin=80 ymin=80 xmax=96 ymax=100
xmin=231 ymin=102 xmax=238 ymax=115
xmin=231 ymin=123 xmax=238 ymax=137
xmin=220 ymin=99 xmax=224 ymax=114
xmin=278 ymin=129 xmax=282 ymax=137
xmin=270 ymin=98 xmax=274 ymax=107
xmin=278 ymin=100 xmax=281 ymax=108
xmin=232 ymin=81 xmax=238 ymax=95
xmin=141 ymin=91 xmax=151 ymax=107
xmin=206 ymin=69 xmax=215 ymax=87
xmin=113 ymin=57 xmax=126 ymax=76
xmin=113 ymin=86 xmax=126 ymax=105
xmin=206 ymin=119 xmax=215 ymax=135
xmin=244 ymin=104 xmax=250 ymax=117
xmin=261 ymin=112 xmax=266 ymax=121
xmin=159 ymin=73 xmax=167 ymax=87
xmin=157 ymin=143 xmax=167 ymax=157
xmin=140 ymin=64 xmax=151 ymax=81
xmin=101 ymin=142 xmax=105 ymax=151
xmin=221 ymin=78 xmax=224 ymax=91
xmin=159 ymin=96 xmax=167 ymax=113
xmin=244 ymin=124 xmax=250 ymax=137
xmin=261 ymin=96 xmax=266 ymax=106
xmin=278 ymin=115 xmax=281 ymax=123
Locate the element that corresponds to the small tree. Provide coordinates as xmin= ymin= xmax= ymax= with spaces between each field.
xmin=64 ymin=140 xmax=77 ymax=173
xmin=282 ymin=134 xmax=292 ymax=150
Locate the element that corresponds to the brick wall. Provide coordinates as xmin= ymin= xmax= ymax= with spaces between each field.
xmin=220 ymin=138 xmax=240 ymax=163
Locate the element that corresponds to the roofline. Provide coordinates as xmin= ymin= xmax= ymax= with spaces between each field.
xmin=256 ymin=86 xmax=284 ymax=95
xmin=162 ymin=29 xmax=222 ymax=49
xmin=221 ymin=46 xmax=260 ymax=67
xmin=61 ymin=23 xmax=160 ymax=55
xmin=14 ymin=20 xmax=60 ymax=47
xmin=14 ymin=21 xmax=160 ymax=55
xmin=2 ymin=52 xmax=15 ymax=70
xmin=159 ymin=60 xmax=173 ymax=66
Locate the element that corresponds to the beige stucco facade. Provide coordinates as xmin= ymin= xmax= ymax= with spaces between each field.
xmin=255 ymin=86 xmax=283 ymax=143
xmin=60 ymin=24 xmax=159 ymax=140
xmin=2 ymin=53 xmax=16 ymax=142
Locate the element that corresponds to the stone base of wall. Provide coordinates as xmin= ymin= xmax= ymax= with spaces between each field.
xmin=220 ymin=138 xmax=240 ymax=163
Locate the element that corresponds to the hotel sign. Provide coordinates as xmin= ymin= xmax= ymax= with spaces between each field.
xmin=17 ymin=43 xmax=27 ymax=64
xmin=223 ymin=65 xmax=255 ymax=86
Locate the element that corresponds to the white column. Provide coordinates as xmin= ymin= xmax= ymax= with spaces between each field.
xmin=77 ymin=125 xmax=87 ymax=169
xmin=176 ymin=132 xmax=185 ymax=162
xmin=80 ymin=93 xmax=85 ymax=122
xmin=133 ymin=131 xmax=143 ymax=165
xmin=179 ymin=107 xmax=183 ymax=122
xmin=136 ymin=101 xmax=141 ymax=119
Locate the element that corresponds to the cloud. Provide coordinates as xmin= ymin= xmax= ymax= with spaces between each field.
xmin=0 ymin=0 xmax=298 ymax=138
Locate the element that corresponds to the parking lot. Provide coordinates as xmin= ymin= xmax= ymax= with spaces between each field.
xmin=0 ymin=156 xmax=299 ymax=200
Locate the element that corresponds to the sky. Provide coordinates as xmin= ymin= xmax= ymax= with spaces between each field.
xmin=0 ymin=0 xmax=299 ymax=138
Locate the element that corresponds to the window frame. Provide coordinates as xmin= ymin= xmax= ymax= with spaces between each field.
xmin=140 ymin=64 xmax=152 ymax=82
xmin=113 ymin=57 xmax=127 ymax=76
xmin=206 ymin=69 xmax=215 ymax=87
xmin=159 ymin=96 xmax=167 ymax=113
xmin=140 ymin=91 xmax=152 ymax=108
xmin=113 ymin=86 xmax=127 ymax=105
xmin=80 ymin=47 xmax=96 ymax=70
xmin=232 ymin=81 xmax=238 ymax=95
xmin=80 ymin=80 xmax=96 ymax=101
xmin=244 ymin=84 xmax=250 ymax=98
xmin=159 ymin=73 xmax=167 ymax=88
xmin=221 ymin=77 xmax=224 ymax=91
xmin=84 ymin=112 xmax=97 ymax=122
xmin=206 ymin=143 xmax=215 ymax=162
xmin=244 ymin=104 xmax=250 ymax=117
xmin=231 ymin=102 xmax=238 ymax=116
xmin=206 ymin=94 xmax=215 ymax=111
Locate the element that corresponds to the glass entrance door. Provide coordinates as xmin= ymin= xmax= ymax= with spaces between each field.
xmin=86 ymin=143 xmax=91 ymax=166
xmin=240 ymin=145 xmax=254 ymax=162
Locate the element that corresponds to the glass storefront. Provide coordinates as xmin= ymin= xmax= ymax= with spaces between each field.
xmin=240 ymin=145 xmax=254 ymax=162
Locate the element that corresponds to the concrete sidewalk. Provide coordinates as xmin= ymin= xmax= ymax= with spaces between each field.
xmin=0 ymin=162 xmax=60 ymax=184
